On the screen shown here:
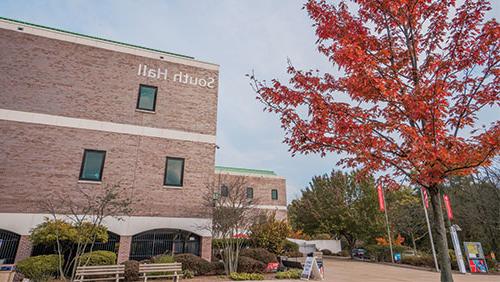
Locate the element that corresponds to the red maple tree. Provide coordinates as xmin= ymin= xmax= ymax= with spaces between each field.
xmin=251 ymin=1 xmax=499 ymax=281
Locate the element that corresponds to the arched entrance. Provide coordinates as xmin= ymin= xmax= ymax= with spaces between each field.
xmin=0 ymin=229 xmax=20 ymax=264
xmin=130 ymin=229 xmax=200 ymax=261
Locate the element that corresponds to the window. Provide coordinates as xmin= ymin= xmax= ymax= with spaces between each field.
xmin=79 ymin=149 xmax=106 ymax=181
xmin=164 ymin=157 xmax=185 ymax=187
xmin=246 ymin=187 xmax=254 ymax=199
xmin=271 ymin=189 xmax=278 ymax=200
xmin=136 ymin=84 xmax=157 ymax=111
xmin=221 ymin=185 xmax=229 ymax=197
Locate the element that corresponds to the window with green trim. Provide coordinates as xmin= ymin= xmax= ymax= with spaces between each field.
xmin=246 ymin=187 xmax=254 ymax=199
xmin=79 ymin=149 xmax=106 ymax=181
xmin=164 ymin=157 xmax=184 ymax=187
xmin=271 ymin=189 xmax=278 ymax=200
xmin=136 ymin=84 xmax=157 ymax=111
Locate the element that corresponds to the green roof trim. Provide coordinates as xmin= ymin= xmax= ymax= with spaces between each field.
xmin=215 ymin=166 xmax=277 ymax=176
xmin=0 ymin=16 xmax=194 ymax=60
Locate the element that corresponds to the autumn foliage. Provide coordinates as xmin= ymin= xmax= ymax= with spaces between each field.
xmin=252 ymin=0 xmax=499 ymax=190
xmin=251 ymin=1 xmax=498 ymax=281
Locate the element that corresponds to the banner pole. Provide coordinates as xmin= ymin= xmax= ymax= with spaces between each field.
xmin=420 ymin=187 xmax=440 ymax=272
xmin=382 ymin=186 xmax=394 ymax=263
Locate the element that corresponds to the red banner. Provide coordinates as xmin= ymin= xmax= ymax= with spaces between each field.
xmin=377 ymin=183 xmax=385 ymax=211
xmin=443 ymin=194 xmax=453 ymax=220
xmin=422 ymin=188 xmax=429 ymax=209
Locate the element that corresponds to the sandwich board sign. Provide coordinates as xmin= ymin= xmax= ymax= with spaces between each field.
xmin=463 ymin=242 xmax=488 ymax=273
xmin=301 ymin=256 xmax=324 ymax=280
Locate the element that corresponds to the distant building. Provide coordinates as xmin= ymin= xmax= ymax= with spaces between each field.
xmin=0 ymin=17 xmax=287 ymax=264
xmin=215 ymin=166 xmax=287 ymax=220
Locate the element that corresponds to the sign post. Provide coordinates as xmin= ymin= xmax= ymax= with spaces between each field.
xmin=450 ymin=225 xmax=467 ymax=274
xmin=378 ymin=184 xmax=394 ymax=263
xmin=420 ymin=188 xmax=439 ymax=272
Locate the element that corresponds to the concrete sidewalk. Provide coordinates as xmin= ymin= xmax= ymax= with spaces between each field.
xmin=264 ymin=258 xmax=497 ymax=282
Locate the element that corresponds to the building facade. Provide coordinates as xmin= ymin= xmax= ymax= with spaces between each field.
xmin=214 ymin=166 xmax=287 ymax=220
xmin=0 ymin=17 xmax=287 ymax=265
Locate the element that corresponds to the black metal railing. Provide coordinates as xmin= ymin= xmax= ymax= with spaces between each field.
xmin=0 ymin=229 xmax=20 ymax=264
xmin=130 ymin=229 xmax=200 ymax=261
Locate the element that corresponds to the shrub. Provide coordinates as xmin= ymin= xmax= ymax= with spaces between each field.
xmin=275 ymin=269 xmax=302 ymax=279
xmin=283 ymin=240 xmax=299 ymax=253
xmin=338 ymin=250 xmax=350 ymax=257
xmin=79 ymin=250 xmax=116 ymax=266
xmin=174 ymin=253 xmax=213 ymax=275
xmin=365 ymin=244 xmax=406 ymax=262
xmin=284 ymin=250 xmax=303 ymax=258
xmin=16 ymin=255 xmax=61 ymax=282
xmin=321 ymin=249 xmax=332 ymax=256
xmin=401 ymin=255 xmax=434 ymax=267
xmin=240 ymin=248 xmax=277 ymax=264
xmin=151 ymin=254 xmax=175 ymax=264
xmin=249 ymin=212 xmax=291 ymax=254
xmin=183 ymin=269 xmax=195 ymax=279
xmin=211 ymin=261 xmax=226 ymax=275
xmin=313 ymin=233 xmax=331 ymax=240
xmin=230 ymin=272 xmax=265 ymax=280
xmin=237 ymin=256 xmax=266 ymax=273
xmin=121 ymin=260 xmax=140 ymax=282
xmin=486 ymin=258 xmax=498 ymax=272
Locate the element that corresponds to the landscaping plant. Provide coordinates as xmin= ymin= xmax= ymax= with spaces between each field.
xmin=229 ymin=272 xmax=265 ymax=281
xmin=16 ymin=254 xmax=61 ymax=282
xmin=174 ymin=253 xmax=213 ymax=275
xmin=275 ymin=269 xmax=302 ymax=279
xmin=79 ymin=250 xmax=116 ymax=266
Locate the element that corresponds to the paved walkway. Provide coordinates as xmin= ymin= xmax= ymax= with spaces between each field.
xmin=271 ymin=258 xmax=497 ymax=282
xmin=189 ymin=258 xmax=497 ymax=281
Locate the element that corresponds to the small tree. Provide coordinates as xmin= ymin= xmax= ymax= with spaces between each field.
xmin=39 ymin=183 xmax=132 ymax=281
xmin=203 ymin=174 xmax=257 ymax=274
xmin=249 ymin=211 xmax=291 ymax=255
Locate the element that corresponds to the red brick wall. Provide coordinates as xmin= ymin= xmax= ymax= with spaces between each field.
xmin=200 ymin=236 xmax=212 ymax=261
xmin=0 ymin=120 xmax=214 ymax=218
xmin=0 ymin=28 xmax=218 ymax=136
xmin=14 ymin=235 xmax=32 ymax=262
xmin=215 ymin=173 xmax=287 ymax=207
xmin=117 ymin=236 xmax=132 ymax=263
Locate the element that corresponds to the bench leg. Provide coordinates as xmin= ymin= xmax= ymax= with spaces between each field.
xmin=143 ymin=272 xmax=148 ymax=282
xmin=116 ymin=272 xmax=119 ymax=282
xmin=173 ymin=271 xmax=179 ymax=282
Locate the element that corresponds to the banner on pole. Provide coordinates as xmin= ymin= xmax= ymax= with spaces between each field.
xmin=443 ymin=194 xmax=453 ymax=220
xmin=377 ymin=184 xmax=385 ymax=211
xmin=422 ymin=188 xmax=429 ymax=209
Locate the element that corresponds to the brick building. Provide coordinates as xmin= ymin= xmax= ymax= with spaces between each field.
xmin=0 ymin=17 xmax=287 ymax=264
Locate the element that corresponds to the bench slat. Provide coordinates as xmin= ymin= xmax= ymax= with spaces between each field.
xmin=76 ymin=271 xmax=123 ymax=275
xmin=77 ymin=265 xmax=124 ymax=269
xmin=75 ymin=277 xmax=124 ymax=281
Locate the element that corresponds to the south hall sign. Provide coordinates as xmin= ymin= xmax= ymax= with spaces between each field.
xmin=137 ymin=64 xmax=216 ymax=89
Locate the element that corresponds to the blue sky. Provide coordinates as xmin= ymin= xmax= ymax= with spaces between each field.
xmin=1 ymin=0 xmax=498 ymax=203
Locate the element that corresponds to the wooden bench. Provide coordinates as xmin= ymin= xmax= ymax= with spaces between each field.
xmin=75 ymin=265 xmax=125 ymax=282
xmin=139 ymin=263 xmax=183 ymax=282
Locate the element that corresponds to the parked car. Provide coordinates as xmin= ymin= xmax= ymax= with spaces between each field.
xmin=351 ymin=248 xmax=369 ymax=260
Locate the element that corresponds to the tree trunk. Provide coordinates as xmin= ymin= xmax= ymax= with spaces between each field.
xmin=429 ymin=187 xmax=453 ymax=282
xmin=410 ymin=233 xmax=417 ymax=253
